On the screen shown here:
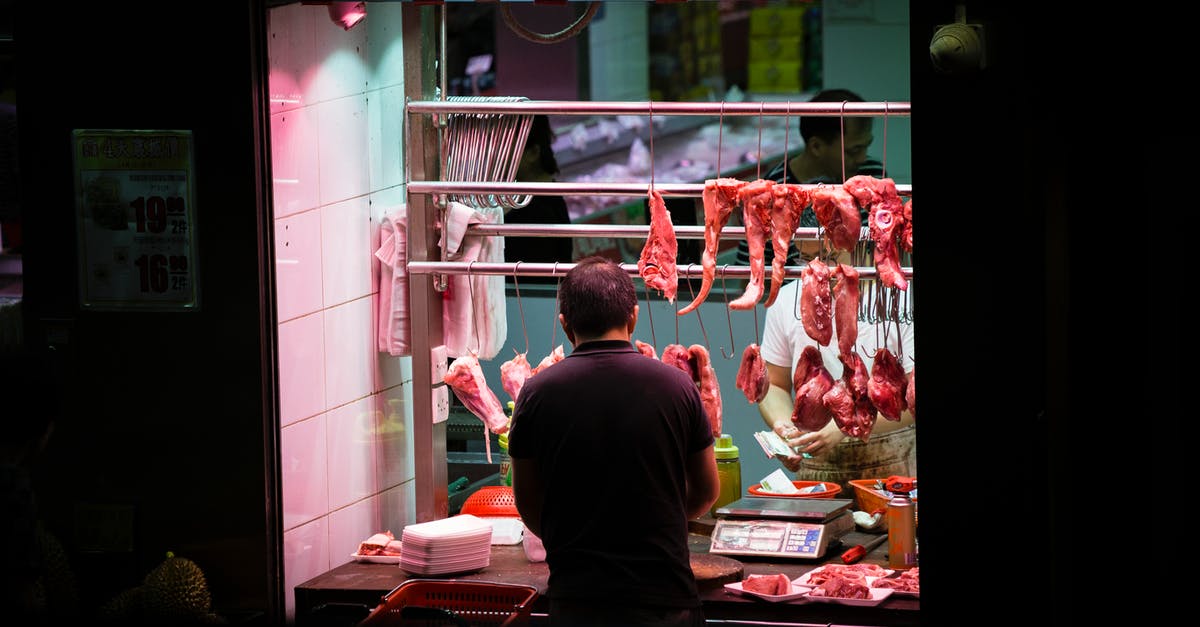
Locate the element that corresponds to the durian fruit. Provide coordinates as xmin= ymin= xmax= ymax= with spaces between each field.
xmin=141 ymin=551 xmax=213 ymax=623
xmin=35 ymin=524 xmax=80 ymax=617
xmin=97 ymin=585 xmax=144 ymax=624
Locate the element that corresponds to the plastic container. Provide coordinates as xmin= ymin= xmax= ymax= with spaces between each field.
xmin=360 ymin=578 xmax=539 ymax=627
xmin=460 ymin=486 xmax=519 ymax=518
xmin=711 ymin=434 xmax=741 ymax=516
xmin=747 ymin=480 xmax=842 ymax=498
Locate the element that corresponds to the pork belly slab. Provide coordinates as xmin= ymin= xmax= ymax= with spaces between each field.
xmin=831 ymin=263 xmax=860 ymax=358
xmin=679 ymin=178 xmax=745 ymax=315
xmin=730 ymin=179 xmax=775 ymax=310
xmin=638 ymin=189 xmax=679 ymax=303
xmin=765 ymin=183 xmax=807 ymax=308
xmin=800 ymin=258 xmax=833 ymax=346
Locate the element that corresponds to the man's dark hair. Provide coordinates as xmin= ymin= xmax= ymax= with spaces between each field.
xmin=800 ymin=88 xmax=867 ymax=144
xmin=558 ymin=256 xmax=636 ymax=338
xmin=525 ymin=114 xmax=559 ymax=176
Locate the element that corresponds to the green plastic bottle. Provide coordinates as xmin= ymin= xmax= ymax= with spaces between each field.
xmin=711 ymin=434 xmax=741 ymax=516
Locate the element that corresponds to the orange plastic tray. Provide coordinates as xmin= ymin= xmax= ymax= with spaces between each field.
xmin=360 ymin=578 xmax=538 ymax=627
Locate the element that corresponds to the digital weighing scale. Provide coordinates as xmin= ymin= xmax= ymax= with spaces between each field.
xmin=709 ymin=497 xmax=855 ymax=560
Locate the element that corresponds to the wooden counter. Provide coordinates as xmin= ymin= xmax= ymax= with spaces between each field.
xmin=295 ymin=526 xmax=918 ymax=626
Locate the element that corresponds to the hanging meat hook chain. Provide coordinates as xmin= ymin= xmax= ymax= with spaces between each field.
xmin=720 ymin=266 xmax=737 ymax=359
xmin=513 ymin=262 xmax=530 ymax=355
xmin=684 ymin=264 xmax=711 ymax=353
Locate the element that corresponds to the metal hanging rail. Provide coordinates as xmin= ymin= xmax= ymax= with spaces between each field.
xmin=408 ymin=99 xmax=910 ymax=117
xmin=407 ymin=261 xmax=913 ymax=280
xmin=407 ymin=181 xmax=913 ymax=197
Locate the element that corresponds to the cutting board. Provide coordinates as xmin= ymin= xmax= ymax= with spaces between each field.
xmin=690 ymin=553 xmax=744 ymax=589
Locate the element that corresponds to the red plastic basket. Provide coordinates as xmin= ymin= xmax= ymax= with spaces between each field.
xmin=459 ymin=485 xmax=519 ymax=518
xmin=360 ymin=579 xmax=539 ymax=627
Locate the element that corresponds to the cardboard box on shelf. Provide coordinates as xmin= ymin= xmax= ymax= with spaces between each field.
xmin=749 ymin=36 xmax=804 ymax=63
xmin=749 ymin=6 xmax=806 ymax=38
xmin=747 ymin=60 xmax=804 ymax=94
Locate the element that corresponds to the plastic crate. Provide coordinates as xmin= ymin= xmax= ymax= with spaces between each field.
xmin=359 ymin=579 xmax=539 ymax=627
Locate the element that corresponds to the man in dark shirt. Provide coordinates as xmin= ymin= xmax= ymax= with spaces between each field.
xmin=508 ymin=256 xmax=720 ymax=627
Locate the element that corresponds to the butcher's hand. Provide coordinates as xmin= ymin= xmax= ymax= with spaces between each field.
xmin=771 ymin=423 xmax=805 ymax=472
xmin=794 ymin=421 xmax=846 ymax=457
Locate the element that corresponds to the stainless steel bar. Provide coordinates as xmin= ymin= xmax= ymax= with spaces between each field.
xmin=408 ymin=100 xmax=910 ymax=117
xmin=463 ymin=223 xmax=833 ymax=241
xmin=407 ymin=261 xmax=913 ymax=280
xmin=403 ymin=2 xmax=448 ymax=523
xmin=408 ymin=181 xmax=913 ymax=197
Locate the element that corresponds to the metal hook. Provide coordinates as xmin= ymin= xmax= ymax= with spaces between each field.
xmin=684 ymin=264 xmax=712 ymax=354
xmin=550 ymin=261 xmax=562 ymax=349
xmin=716 ymin=101 xmax=725 ymax=176
xmin=839 ymin=100 xmax=849 ymax=182
xmin=782 ymin=100 xmax=791 ymax=177
xmin=513 ymin=261 xmax=529 ymax=355
xmin=467 ymin=260 xmax=482 ymax=354
xmin=756 ymin=101 xmax=765 ymax=180
xmin=792 ymin=263 xmax=803 ymax=321
xmin=719 ymin=265 xmax=737 ymax=359
xmin=882 ymin=100 xmax=889 ymax=177
xmin=644 ymin=280 xmax=657 ymax=349
xmin=648 ymin=100 xmax=655 ymax=191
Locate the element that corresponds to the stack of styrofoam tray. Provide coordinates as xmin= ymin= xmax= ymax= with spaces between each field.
xmin=399 ymin=514 xmax=493 ymax=575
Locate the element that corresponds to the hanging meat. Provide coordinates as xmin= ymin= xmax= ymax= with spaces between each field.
xmin=531 ymin=344 xmax=565 ymax=376
xmin=660 ymin=343 xmax=694 ymax=378
xmin=800 ymin=258 xmax=833 ymax=346
xmin=844 ymin=175 xmax=908 ymax=290
xmin=678 ymin=178 xmax=746 ymax=315
xmin=901 ymin=198 xmax=913 ymax=253
xmin=905 ymin=367 xmax=915 ymax=419
xmin=499 ymin=350 xmax=532 ymax=402
xmin=810 ymin=186 xmax=861 ymax=253
xmin=638 ymin=189 xmax=679 ymax=303
xmin=689 ymin=344 xmax=723 ymax=438
xmin=867 ymin=347 xmax=908 ymax=422
xmin=764 ymin=183 xmax=808 ymax=307
xmin=659 ymin=343 xmax=722 ymax=436
xmin=791 ymin=345 xmax=834 ymax=432
xmin=735 ymin=343 xmax=770 ymax=404
xmin=827 ymin=351 xmax=875 ymax=441
xmin=444 ymin=355 xmax=510 ymax=434
xmin=634 ymin=339 xmax=658 ymax=359
xmin=730 ymin=179 xmax=775 ymax=310
xmin=831 ymin=263 xmax=860 ymax=358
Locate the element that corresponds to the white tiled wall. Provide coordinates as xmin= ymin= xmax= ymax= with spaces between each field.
xmin=587 ymin=1 xmax=649 ymax=101
xmin=266 ymin=3 xmax=414 ymax=622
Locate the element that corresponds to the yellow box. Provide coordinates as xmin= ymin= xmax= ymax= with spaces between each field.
xmin=747 ymin=60 xmax=803 ymax=94
xmin=749 ymin=35 xmax=803 ymax=63
xmin=749 ymin=6 xmax=806 ymax=37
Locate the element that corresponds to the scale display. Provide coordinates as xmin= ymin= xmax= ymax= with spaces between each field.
xmin=709 ymin=513 xmax=853 ymax=559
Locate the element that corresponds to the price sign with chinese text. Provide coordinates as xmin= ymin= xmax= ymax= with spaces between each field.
xmin=73 ymin=129 xmax=199 ymax=310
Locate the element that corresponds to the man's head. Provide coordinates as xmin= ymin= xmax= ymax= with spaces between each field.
xmin=801 ymin=88 xmax=874 ymax=181
xmin=558 ymin=256 xmax=638 ymax=343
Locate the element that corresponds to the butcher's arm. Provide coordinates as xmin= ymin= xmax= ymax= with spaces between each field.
xmin=757 ymin=361 xmax=805 ymax=472
xmin=685 ymin=444 xmax=721 ymax=519
xmin=512 ymin=457 xmax=545 ymax=537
